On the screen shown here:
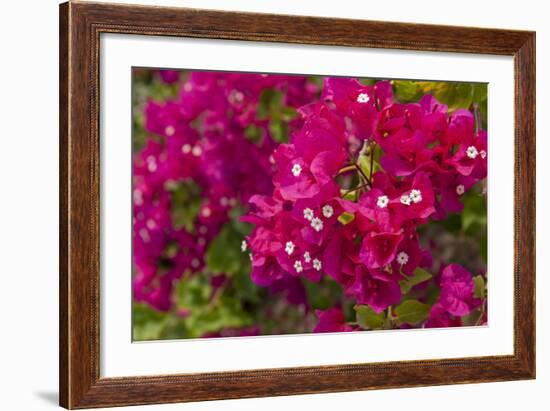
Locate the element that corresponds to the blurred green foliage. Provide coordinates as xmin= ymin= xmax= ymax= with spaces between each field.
xmin=393 ymin=80 xmax=488 ymax=128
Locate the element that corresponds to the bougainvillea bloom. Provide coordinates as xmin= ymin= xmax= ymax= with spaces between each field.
xmin=313 ymin=307 xmax=354 ymax=333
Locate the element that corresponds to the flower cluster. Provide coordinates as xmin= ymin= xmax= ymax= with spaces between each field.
xmin=244 ymin=77 xmax=487 ymax=330
xmin=133 ymin=70 xmax=318 ymax=311
xmin=426 ymin=264 xmax=482 ymax=328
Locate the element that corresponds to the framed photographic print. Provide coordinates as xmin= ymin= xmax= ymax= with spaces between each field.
xmin=59 ymin=1 xmax=535 ymax=409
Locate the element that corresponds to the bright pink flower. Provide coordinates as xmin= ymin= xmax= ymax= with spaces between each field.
xmin=157 ymin=69 xmax=180 ymax=84
xmin=360 ymin=230 xmax=403 ymax=269
xmin=313 ymin=307 xmax=354 ymax=333
xmin=447 ymin=130 xmax=488 ymax=179
xmin=438 ymin=263 xmax=481 ymax=316
xmin=322 ymin=77 xmax=379 ymax=139
xmin=347 ymin=266 xmax=401 ymax=313
xmin=425 ymin=303 xmax=463 ymax=328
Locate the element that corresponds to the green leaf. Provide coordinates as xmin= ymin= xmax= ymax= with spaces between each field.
xmin=257 ymin=89 xmax=283 ymax=120
xmin=355 ymin=305 xmax=387 ymax=330
xmin=305 ymin=278 xmax=343 ymax=310
xmin=472 ymin=83 xmax=488 ymax=103
xmin=169 ymin=181 xmax=202 ymax=231
xmin=174 ymin=274 xmax=255 ymax=338
xmin=280 ymin=106 xmax=297 ymax=122
xmin=399 ymin=267 xmax=432 ymax=294
xmin=439 ymin=213 xmax=462 ymax=233
xmin=132 ymin=303 xmax=170 ymax=341
xmin=337 ymin=211 xmax=355 ymax=225
xmin=205 ymin=223 xmax=247 ymax=275
xmin=462 ymin=192 xmax=487 ymax=232
xmin=394 ymin=300 xmax=430 ymax=326
xmin=184 ymin=300 xmax=252 ymax=338
xmin=393 ymin=80 xmax=422 ymax=102
xmin=424 ymin=284 xmax=441 ymax=305
xmin=473 ymin=275 xmax=486 ymax=299
xmin=244 ymin=124 xmax=263 ymax=144
xmin=451 ymin=83 xmax=474 ymax=110
xmin=269 ymin=119 xmax=289 ymax=143
xmin=356 ymin=142 xmax=381 ymax=177
xmin=460 ymin=308 xmax=481 ymax=326
xmin=233 ymin=269 xmax=263 ymax=304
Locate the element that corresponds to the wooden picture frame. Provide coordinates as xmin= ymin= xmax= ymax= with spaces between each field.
xmin=59 ymin=1 xmax=535 ymax=408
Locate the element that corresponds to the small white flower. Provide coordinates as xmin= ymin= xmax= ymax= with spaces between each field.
xmin=400 ymin=194 xmax=412 ymax=206
xmin=466 ymin=146 xmax=479 ymax=159
xmin=165 ymin=125 xmax=175 ymax=136
xmin=294 ymin=260 xmax=303 ymax=273
xmin=181 ymin=144 xmax=192 ymax=154
xmin=456 ymin=184 xmax=465 ymax=195
xmin=396 ymin=251 xmax=409 ymax=265
xmin=146 ymin=156 xmax=157 ymax=172
xmin=285 ymin=241 xmax=295 ymax=255
xmin=303 ymin=208 xmax=314 ymax=221
xmin=377 ymin=195 xmax=389 ymax=209
xmin=322 ymin=204 xmax=334 ymax=218
xmin=311 ymin=217 xmax=324 ymax=232
xmin=220 ymin=197 xmax=229 ymax=206
xmin=241 ymin=240 xmax=247 ymax=252
xmin=249 ymin=253 xmax=254 ymax=262
xmin=146 ymin=219 xmax=156 ymax=229
xmin=139 ymin=228 xmax=150 ymax=243
xmin=192 ymin=145 xmax=202 ymax=157
xmin=410 ymin=189 xmax=422 ymax=204
xmin=191 ymin=258 xmax=200 ymax=268
xmin=202 ymin=207 xmax=211 ymax=218
xmin=231 ymin=90 xmax=244 ymax=103
xmin=313 ymin=259 xmax=322 ymax=271
xmin=183 ymin=83 xmax=193 ymax=92
xmin=304 ymin=251 xmax=311 ymax=263
xmin=357 ymin=93 xmax=370 ymax=103
xmin=134 ymin=189 xmax=143 ymax=206
xmin=291 ymin=163 xmax=302 ymax=177
xmin=480 ymin=150 xmax=487 ymax=159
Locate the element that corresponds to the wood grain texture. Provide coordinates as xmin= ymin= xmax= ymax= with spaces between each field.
xmin=59 ymin=1 xmax=536 ymax=408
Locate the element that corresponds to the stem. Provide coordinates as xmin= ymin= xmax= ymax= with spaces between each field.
xmin=337 ymin=164 xmax=357 ymax=175
xmin=343 ymin=182 xmax=370 ymax=196
xmin=369 ymin=142 xmax=375 ymax=181
xmin=207 ymin=282 xmax=227 ymax=310
xmin=387 ymin=306 xmax=394 ymax=329
xmin=354 ymin=163 xmax=372 ymax=187
xmin=475 ymin=299 xmax=486 ymax=326
xmin=473 ymin=103 xmax=482 ymax=134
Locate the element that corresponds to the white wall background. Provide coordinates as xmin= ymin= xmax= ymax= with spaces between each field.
xmin=0 ymin=0 xmax=546 ymax=410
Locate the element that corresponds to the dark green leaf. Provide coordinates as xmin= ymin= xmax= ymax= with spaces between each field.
xmin=355 ymin=305 xmax=387 ymax=330
xmin=462 ymin=192 xmax=487 ymax=232
xmin=474 ymin=275 xmax=486 ymax=299
xmin=337 ymin=211 xmax=355 ymax=225
xmin=205 ymin=224 xmax=246 ymax=275
xmin=169 ymin=181 xmax=202 ymax=231
xmin=394 ymin=300 xmax=430 ymax=325
xmin=393 ymin=80 xmax=422 ymax=102
xmin=132 ymin=303 xmax=170 ymax=341
xmin=244 ymin=124 xmax=263 ymax=144
xmin=269 ymin=119 xmax=289 ymax=143
xmin=399 ymin=267 xmax=432 ymax=294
